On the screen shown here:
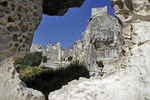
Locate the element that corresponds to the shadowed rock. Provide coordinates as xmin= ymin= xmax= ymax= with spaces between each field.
xmin=43 ymin=0 xmax=85 ymax=16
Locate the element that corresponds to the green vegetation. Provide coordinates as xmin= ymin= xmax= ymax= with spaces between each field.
xmin=14 ymin=52 xmax=47 ymax=66
xmin=14 ymin=52 xmax=89 ymax=100
xmin=42 ymin=56 xmax=47 ymax=63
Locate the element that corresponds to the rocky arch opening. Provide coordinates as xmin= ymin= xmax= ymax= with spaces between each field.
xmin=26 ymin=4 xmax=120 ymax=100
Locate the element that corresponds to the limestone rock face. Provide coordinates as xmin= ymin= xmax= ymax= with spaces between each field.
xmin=30 ymin=43 xmax=44 ymax=53
xmin=82 ymin=7 xmax=123 ymax=72
xmin=111 ymin=0 xmax=150 ymax=98
xmin=0 ymin=0 xmax=45 ymax=100
xmin=0 ymin=57 xmax=46 ymax=100
xmin=0 ymin=0 xmax=42 ymax=62
xmin=49 ymin=71 xmax=144 ymax=100
xmin=43 ymin=42 xmax=61 ymax=62
xmin=43 ymin=0 xmax=85 ymax=16
xmin=49 ymin=1 xmax=150 ymax=100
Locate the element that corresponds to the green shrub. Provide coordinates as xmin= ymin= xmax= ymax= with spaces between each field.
xmin=14 ymin=57 xmax=24 ymax=65
xmin=42 ymin=56 xmax=47 ymax=63
xmin=21 ymin=61 xmax=89 ymax=100
xmin=14 ymin=52 xmax=43 ymax=66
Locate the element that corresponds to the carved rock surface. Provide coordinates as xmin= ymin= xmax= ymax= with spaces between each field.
xmin=43 ymin=0 xmax=85 ymax=16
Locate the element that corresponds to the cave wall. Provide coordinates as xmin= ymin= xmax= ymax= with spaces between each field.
xmin=43 ymin=0 xmax=85 ymax=16
xmin=0 ymin=0 xmax=42 ymax=62
xmin=0 ymin=0 xmax=46 ymax=99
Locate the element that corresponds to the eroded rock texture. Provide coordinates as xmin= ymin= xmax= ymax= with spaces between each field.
xmin=49 ymin=1 xmax=150 ymax=100
xmin=0 ymin=57 xmax=45 ymax=100
xmin=0 ymin=0 xmax=45 ymax=100
xmin=82 ymin=7 xmax=123 ymax=73
xmin=43 ymin=0 xmax=85 ymax=16
xmin=0 ymin=0 xmax=42 ymax=62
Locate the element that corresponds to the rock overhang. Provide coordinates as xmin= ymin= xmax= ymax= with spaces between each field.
xmin=43 ymin=0 xmax=85 ymax=16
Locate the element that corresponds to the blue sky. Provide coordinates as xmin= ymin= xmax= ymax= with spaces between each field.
xmin=33 ymin=0 xmax=115 ymax=49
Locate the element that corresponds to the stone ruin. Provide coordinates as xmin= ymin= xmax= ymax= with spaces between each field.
xmin=0 ymin=0 xmax=150 ymax=100
xmin=30 ymin=7 xmax=123 ymax=74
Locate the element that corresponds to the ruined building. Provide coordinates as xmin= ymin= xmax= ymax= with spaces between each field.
xmin=31 ymin=6 xmax=123 ymax=73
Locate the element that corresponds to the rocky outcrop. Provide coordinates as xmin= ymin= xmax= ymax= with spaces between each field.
xmin=82 ymin=7 xmax=123 ymax=73
xmin=43 ymin=0 xmax=85 ymax=16
xmin=0 ymin=0 xmax=45 ymax=99
xmin=49 ymin=72 xmax=144 ymax=100
xmin=0 ymin=57 xmax=45 ymax=100
xmin=49 ymin=1 xmax=150 ymax=100
xmin=0 ymin=0 xmax=42 ymax=62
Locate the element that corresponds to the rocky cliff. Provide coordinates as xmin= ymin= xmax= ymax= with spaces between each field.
xmin=0 ymin=57 xmax=45 ymax=100
xmin=43 ymin=0 xmax=85 ymax=16
xmin=82 ymin=6 xmax=123 ymax=73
